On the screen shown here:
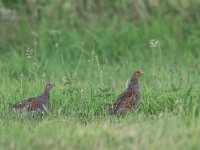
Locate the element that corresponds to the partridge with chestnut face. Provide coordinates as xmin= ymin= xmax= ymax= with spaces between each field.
xmin=10 ymin=83 xmax=54 ymax=114
xmin=107 ymin=70 xmax=143 ymax=115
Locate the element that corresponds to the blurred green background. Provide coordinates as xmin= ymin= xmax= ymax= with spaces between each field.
xmin=1 ymin=0 xmax=200 ymax=57
xmin=0 ymin=0 xmax=200 ymax=81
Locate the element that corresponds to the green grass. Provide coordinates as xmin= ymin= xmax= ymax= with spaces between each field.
xmin=1 ymin=116 xmax=200 ymax=150
xmin=1 ymin=0 xmax=200 ymax=149
xmin=0 ymin=47 xmax=200 ymax=149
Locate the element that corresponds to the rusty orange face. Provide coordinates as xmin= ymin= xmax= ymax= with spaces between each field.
xmin=133 ymin=70 xmax=143 ymax=78
xmin=46 ymin=83 xmax=55 ymax=90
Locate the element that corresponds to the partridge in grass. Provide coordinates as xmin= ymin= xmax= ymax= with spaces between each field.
xmin=107 ymin=70 xmax=143 ymax=115
xmin=10 ymin=83 xmax=54 ymax=114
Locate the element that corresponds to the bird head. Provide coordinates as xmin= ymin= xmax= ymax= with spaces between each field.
xmin=131 ymin=70 xmax=143 ymax=80
xmin=134 ymin=70 xmax=143 ymax=77
xmin=45 ymin=83 xmax=55 ymax=91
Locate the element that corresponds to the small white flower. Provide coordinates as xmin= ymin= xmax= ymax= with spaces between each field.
xmin=20 ymin=73 xmax=24 ymax=78
xmin=42 ymin=73 xmax=46 ymax=78
xmin=33 ymin=62 xmax=41 ymax=68
xmin=25 ymin=47 xmax=33 ymax=59
xmin=149 ymin=39 xmax=160 ymax=48
xmin=55 ymin=43 xmax=59 ymax=47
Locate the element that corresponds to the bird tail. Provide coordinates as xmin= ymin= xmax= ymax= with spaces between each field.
xmin=9 ymin=103 xmax=14 ymax=108
xmin=9 ymin=103 xmax=20 ymax=109
xmin=107 ymin=107 xmax=116 ymax=115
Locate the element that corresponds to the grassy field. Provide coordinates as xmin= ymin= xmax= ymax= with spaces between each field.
xmin=0 ymin=0 xmax=200 ymax=149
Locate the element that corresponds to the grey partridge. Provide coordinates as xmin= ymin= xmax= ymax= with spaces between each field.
xmin=10 ymin=83 xmax=54 ymax=114
xmin=107 ymin=70 xmax=143 ymax=115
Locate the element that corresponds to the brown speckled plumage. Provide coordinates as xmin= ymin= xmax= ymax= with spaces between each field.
xmin=107 ymin=70 xmax=143 ymax=115
xmin=10 ymin=83 xmax=54 ymax=114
